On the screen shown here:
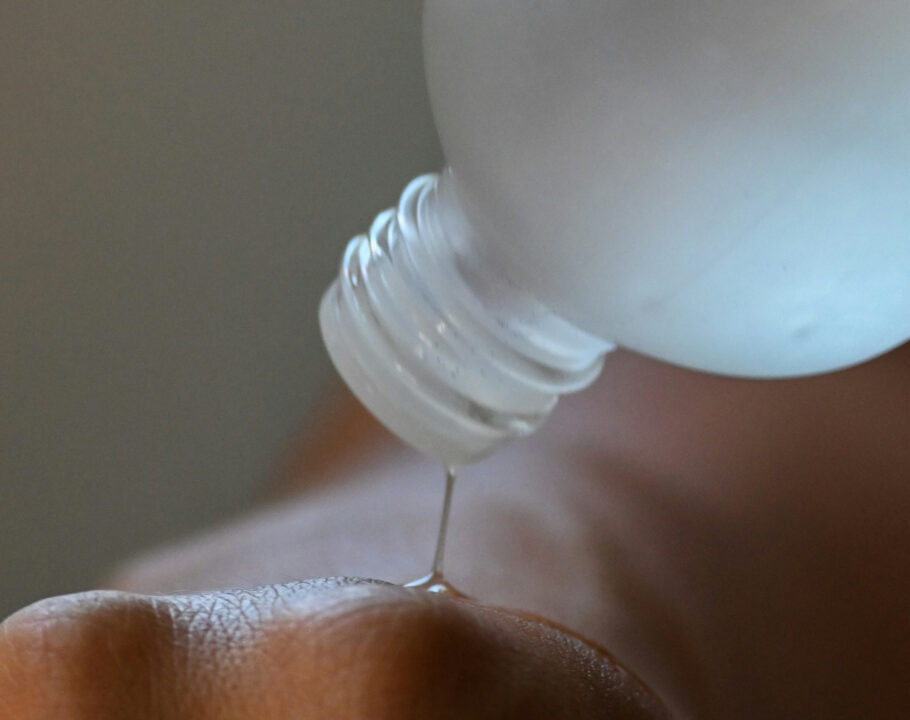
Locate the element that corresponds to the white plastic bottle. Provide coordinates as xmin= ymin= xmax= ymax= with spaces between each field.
xmin=320 ymin=0 xmax=910 ymax=467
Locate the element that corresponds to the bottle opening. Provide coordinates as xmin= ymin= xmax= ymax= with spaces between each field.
xmin=319 ymin=170 xmax=612 ymax=465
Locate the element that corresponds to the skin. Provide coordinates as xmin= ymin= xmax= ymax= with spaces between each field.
xmin=0 ymin=580 xmax=663 ymax=719
xmin=2 ymin=345 xmax=909 ymax=718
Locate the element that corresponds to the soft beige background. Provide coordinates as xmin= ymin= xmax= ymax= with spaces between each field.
xmin=1 ymin=0 xmax=441 ymax=618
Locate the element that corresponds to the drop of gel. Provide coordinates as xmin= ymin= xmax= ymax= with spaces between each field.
xmin=404 ymin=466 xmax=469 ymax=598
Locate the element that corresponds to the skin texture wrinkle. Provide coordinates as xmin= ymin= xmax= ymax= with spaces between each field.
xmin=0 ymin=580 xmax=667 ymax=720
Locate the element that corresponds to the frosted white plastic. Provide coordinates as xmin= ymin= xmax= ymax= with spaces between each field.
xmin=321 ymin=0 xmax=910 ymax=465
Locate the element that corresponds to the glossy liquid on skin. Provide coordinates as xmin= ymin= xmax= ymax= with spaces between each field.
xmin=404 ymin=466 xmax=468 ymax=597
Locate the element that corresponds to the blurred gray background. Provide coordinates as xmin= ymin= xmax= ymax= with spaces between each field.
xmin=1 ymin=0 xmax=441 ymax=618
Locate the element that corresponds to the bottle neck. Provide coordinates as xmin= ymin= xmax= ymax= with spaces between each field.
xmin=319 ymin=169 xmax=613 ymax=466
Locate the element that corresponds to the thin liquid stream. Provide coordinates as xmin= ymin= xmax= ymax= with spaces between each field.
xmin=404 ymin=466 xmax=467 ymax=597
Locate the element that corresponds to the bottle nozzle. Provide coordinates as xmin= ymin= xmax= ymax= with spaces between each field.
xmin=319 ymin=171 xmax=612 ymax=466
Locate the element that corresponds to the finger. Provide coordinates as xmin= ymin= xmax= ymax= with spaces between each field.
xmin=1 ymin=579 xmax=667 ymax=720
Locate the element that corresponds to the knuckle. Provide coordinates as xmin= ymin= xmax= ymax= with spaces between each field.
xmin=274 ymin=589 xmax=508 ymax=719
xmin=0 ymin=591 xmax=170 ymax=719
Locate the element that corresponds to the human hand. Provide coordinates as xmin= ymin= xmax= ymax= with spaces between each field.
xmin=0 ymin=578 xmax=666 ymax=719
xmin=5 ymin=345 xmax=908 ymax=719
xmin=104 ymin=345 xmax=910 ymax=718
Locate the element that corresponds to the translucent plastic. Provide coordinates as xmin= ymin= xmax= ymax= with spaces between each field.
xmin=320 ymin=172 xmax=610 ymax=465
xmin=322 ymin=0 xmax=910 ymax=464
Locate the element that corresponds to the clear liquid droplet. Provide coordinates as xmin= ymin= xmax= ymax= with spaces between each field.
xmin=404 ymin=466 xmax=469 ymax=598
xmin=403 ymin=571 xmax=469 ymax=598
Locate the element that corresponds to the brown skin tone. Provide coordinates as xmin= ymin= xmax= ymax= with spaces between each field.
xmin=0 ymin=580 xmax=662 ymax=719
xmin=3 ymin=345 xmax=910 ymax=718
